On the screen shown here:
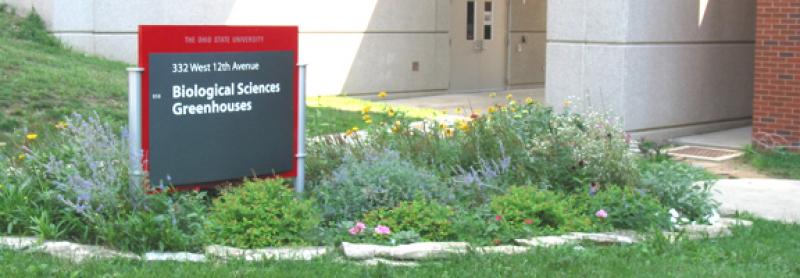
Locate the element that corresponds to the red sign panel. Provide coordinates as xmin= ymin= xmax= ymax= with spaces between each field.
xmin=138 ymin=25 xmax=299 ymax=190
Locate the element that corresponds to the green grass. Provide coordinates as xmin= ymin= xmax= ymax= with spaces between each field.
xmin=1 ymin=219 xmax=798 ymax=277
xmin=743 ymin=145 xmax=800 ymax=179
xmin=0 ymin=6 xmax=436 ymax=144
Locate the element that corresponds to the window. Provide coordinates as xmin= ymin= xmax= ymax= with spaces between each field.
xmin=484 ymin=1 xmax=493 ymax=40
xmin=467 ymin=1 xmax=475 ymax=40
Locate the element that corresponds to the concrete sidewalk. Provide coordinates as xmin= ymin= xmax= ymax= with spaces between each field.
xmin=713 ymin=179 xmax=800 ymax=223
xmin=671 ymin=127 xmax=752 ymax=150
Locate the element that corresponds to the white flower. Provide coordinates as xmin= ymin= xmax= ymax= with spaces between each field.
xmin=680 ymin=217 xmax=689 ymax=223
xmin=707 ymin=210 xmax=721 ymax=225
xmin=669 ymin=209 xmax=680 ymax=218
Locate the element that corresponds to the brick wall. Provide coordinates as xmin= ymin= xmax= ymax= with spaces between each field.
xmin=753 ymin=0 xmax=800 ymax=150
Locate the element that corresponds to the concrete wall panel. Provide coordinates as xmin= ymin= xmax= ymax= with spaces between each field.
xmin=50 ymin=0 xmax=92 ymax=32
xmin=626 ymin=0 xmax=756 ymax=42
xmin=623 ymin=44 xmax=754 ymax=130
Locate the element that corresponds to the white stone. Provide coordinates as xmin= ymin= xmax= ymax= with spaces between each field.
xmin=205 ymin=245 xmax=328 ymax=261
xmin=341 ymin=242 xmax=469 ymax=260
xmin=0 ymin=236 xmax=39 ymax=250
xmin=567 ymin=232 xmax=640 ymax=244
xmin=472 ymin=245 xmax=531 ymax=255
xmin=359 ymin=258 xmax=420 ymax=267
xmin=30 ymin=241 xmax=139 ymax=263
xmin=514 ymin=236 xmax=576 ymax=247
xmin=143 ymin=252 xmax=206 ymax=262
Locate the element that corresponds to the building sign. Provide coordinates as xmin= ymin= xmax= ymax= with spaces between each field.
xmin=138 ymin=26 xmax=298 ymax=189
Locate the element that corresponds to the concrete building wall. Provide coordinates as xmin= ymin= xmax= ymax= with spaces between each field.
xmin=2 ymin=0 xmax=451 ymax=96
xmin=546 ymin=0 xmax=756 ymax=140
xmin=752 ymin=0 xmax=800 ymax=149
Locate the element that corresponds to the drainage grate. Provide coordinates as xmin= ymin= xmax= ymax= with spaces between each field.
xmin=667 ymin=146 xmax=743 ymax=161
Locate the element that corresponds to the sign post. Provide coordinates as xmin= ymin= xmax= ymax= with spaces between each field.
xmin=294 ymin=64 xmax=307 ymax=195
xmin=131 ymin=26 xmax=300 ymax=191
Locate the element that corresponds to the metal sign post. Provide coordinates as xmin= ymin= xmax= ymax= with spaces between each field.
xmin=294 ymin=64 xmax=307 ymax=196
xmin=127 ymin=67 xmax=144 ymax=188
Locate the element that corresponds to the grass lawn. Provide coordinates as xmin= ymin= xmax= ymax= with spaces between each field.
xmin=743 ymin=146 xmax=800 ymax=179
xmin=1 ymin=219 xmax=798 ymax=277
xmin=0 ymin=7 xmax=436 ymax=144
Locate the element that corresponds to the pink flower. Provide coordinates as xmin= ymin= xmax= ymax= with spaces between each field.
xmin=374 ymin=225 xmax=391 ymax=235
xmin=495 ymin=215 xmax=503 ymax=221
xmin=595 ymin=209 xmax=608 ymax=219
xmin=349 ymin=222 xmax=367 ymax=235
xmin=523 ymin=218 xmax=534 ymax=225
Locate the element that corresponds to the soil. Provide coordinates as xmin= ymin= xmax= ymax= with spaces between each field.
xmin=675 ymin=157 xmax=773 ymax=179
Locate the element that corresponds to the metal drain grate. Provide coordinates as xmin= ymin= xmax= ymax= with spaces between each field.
xmin=667 ymin=146 xmax=743 ymax=161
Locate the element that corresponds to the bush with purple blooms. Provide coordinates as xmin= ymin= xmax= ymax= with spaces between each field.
xmin=0 ymin=113 xmax=208 ymax=252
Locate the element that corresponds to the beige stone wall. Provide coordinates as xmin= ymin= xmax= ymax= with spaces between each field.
xmin=546 ymin=0 xmax=755 ymax=139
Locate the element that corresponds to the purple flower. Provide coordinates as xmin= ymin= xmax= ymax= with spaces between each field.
xmin=595 ymin=209 xmax=608 ymax=219
xmin=374 ymin=225 xmax=391 ymax=235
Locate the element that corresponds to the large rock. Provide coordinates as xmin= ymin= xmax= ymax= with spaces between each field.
xmin=359 ymin=258 xmax=420 ymax=267
xmin=0 ymin=236 xmax=39 ymax=250
xmin=143 ymin=252 xmax=206 ymax=262
xmin=566 ymin=232 xmax=640 ymax=245
xmin=514 ymin=236 xmax=576 ymax=247
xmin=29 ymin=241 xmax=139 ymax=263
xmin=341 ymin=242 xmax=469 ymax=260
xmin=205 ymin=245 xmax=328 ymax=261
xmin=472 ymin=245 xmax=531 ymax=255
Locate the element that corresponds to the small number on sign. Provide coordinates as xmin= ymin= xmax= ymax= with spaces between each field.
xmin=172 ymin=63 xmax=189 ymax=73
xmin=152 ymin=94 xmax=161 ymax=100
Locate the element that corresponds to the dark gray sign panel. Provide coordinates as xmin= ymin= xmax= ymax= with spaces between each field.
xmin=148 ymin=51 xmax=294 ymax=187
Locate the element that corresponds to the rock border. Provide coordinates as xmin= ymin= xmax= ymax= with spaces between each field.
xmin=0 ymin=218 xmax=753 ymax=265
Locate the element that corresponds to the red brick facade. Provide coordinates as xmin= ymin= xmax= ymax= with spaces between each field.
xmin=753 ymin=0 xmax=800 ymax=149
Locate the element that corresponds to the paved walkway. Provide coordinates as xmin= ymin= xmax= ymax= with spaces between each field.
xmin=713 ymin=179 xmax=800 ymax=223
xmin=671 ymin=126 xmax=752 ymax=150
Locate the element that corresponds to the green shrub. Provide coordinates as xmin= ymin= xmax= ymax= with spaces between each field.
xmin=637 ymin=159 xmax=718 ymax=222
xmin=362 ymin=200 xmax=455 ymax=241
xmin=206 ymin=178 xmax=320 ymax=248
xmin=313 ymin=149 xmax=449 ymax=222
xmin=582 ymin=186 xmax=669 ymax=231
xmin=490 ymin=186 xmax=592 ymax=236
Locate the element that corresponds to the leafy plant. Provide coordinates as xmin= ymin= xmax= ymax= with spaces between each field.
xmin=490 ymin=186 xmax=592 ymax=236
xmin=637 ymin=160 xmax=718 ymax=222
xmin=313 ymin=149 xmax=449 ymax=222
xmin=582 ymin=185 xmax=670 ymax=231
xmin=362 ymin=200 xmax=455 ymax=241
xmin=206 ymin=178 xmax=321 ymax=248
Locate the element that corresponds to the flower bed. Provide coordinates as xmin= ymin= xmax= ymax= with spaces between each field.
xmin=0 ymin=95 xmax=720 ymax=255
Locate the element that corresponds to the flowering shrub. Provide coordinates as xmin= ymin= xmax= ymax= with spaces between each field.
xmin=206 ymin=178 xmax=320 ymax=248
xmin=0 ymin=114 xmax=208 ymax=252
xmin=490 ymin=186 xmax=592 ymax=236
xmin=313 ymin=149 xmax=450 ymax=222
xmin=362 ymin=200 xmax=455 ymax=241
xmin=581 ymin=186 xmax=670 ymax=231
